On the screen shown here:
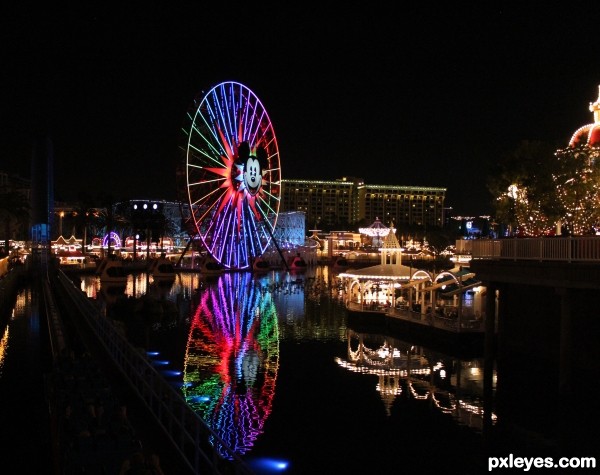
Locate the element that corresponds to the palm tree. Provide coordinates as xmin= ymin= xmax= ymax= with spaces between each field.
xmin=72 ymin=192 xmax=97 ymax=256
xmin=96 ymin=192 xmax=128 ymax=256
xmin=0 ymin=191 xmax=30 ymax=255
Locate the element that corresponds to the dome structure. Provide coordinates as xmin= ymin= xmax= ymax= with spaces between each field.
xmin=569 ymin=85 xmax=600 ymax=147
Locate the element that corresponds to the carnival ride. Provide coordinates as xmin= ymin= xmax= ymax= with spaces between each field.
xmin=180 ymin=81 xmax=282 ymax=271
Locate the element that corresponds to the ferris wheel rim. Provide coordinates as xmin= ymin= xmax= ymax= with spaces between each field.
xmin=182 ymin=81 xmax=281 ymax=270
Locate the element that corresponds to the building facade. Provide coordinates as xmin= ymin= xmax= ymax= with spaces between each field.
xmin=280 ymin=177 xmax=446 ymax=228
xmin=280 ymin=177 xmax=356 ymax=228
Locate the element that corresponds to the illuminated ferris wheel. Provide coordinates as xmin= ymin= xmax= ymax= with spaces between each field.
xmin=182 ymin=81 xmax=281 ymax=270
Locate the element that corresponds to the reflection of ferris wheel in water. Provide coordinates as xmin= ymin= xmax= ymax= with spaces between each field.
xmin=182 ymin=272 xmax=279 ymax=459
xmin=182 ymin=81 xmax=281 ymax=270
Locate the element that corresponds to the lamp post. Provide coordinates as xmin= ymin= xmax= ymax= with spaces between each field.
xmin=59 ymin=211 xmax=64 ymax=237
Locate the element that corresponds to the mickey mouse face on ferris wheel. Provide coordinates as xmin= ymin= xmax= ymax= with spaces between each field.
xmin=237 ymin=141 xmax=266 ymax=196
xmin=244 ymin=156 xmax=262 ymax=195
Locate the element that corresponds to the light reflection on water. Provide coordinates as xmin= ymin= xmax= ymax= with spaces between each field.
xmin=182 ymin=272 xmax=280 ymax=458
xmin=80 ymin=266 xmax=490 ymax=472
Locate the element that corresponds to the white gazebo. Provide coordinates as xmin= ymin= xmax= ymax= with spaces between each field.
xmin=339 ymin=224 xmax=428 ymax=311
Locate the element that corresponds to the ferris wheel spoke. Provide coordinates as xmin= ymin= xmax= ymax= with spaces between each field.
xmin=189 ymin=176 xmax=227 ymax=187
xmin=212 ymin=87 xmax=238 ymax=154
xmin=223 ymin=83 xmax=239 ymax=140
xmin=244 ymin=209 xmax=264 ymax=256
xmin=188 ymin=135 xmax=223 ymax=166
xmin=204 ymin=205 xmax=230 ymax=249
xmin=239 ymin=100 xmax=250 ymax=142
xmin=191 ymin=191 xmax=228 ymax=226
xmin=247 ymin=114 xmax=262 ymax=147
xmin=247 ymin=205 xmax=272 ymax=245
xmin=256 ymin=195 xmax=279 ymax=219
xmin=264 ymin=137 xmax=278 ymax=155
xmin=202 ymin=103 xmax=231 ymax=158
xmin=203 ymin=129 xmax=231 ymax=163
xmin=188 ymin=183 xmax=225 ymax=207
xmin=186 ymin=162 xmax=206 ymax=171
xmin=260 ymin=187 xmax=281 ymax=204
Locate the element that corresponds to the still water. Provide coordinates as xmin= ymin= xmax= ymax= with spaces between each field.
xmin=79 ymin=266 xmax=492 ymax=474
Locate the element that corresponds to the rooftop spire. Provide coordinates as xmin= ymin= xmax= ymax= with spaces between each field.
xmin=589 ymin=84 xmax=600 ymax=123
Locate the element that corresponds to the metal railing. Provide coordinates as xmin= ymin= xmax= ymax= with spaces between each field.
xmin=53 ymin=270 xmax=254 ymax=475
xmin=470 ymin=236 xmax=600 ymax=263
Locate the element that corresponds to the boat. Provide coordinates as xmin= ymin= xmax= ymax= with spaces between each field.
xmin=252 ymin=256 xmax=271 ymax=273
xmin=287 ymin=254 xmax=307 ymax=272
xmin=95 ymin=255 xmax=128 ymax=284
xmin=198 ymin=255 xmax=225 ymax=276
xmin=149 ymin=255 xmax=177 ymax=282
xmin=332 ymin=255 xmax=349 ymax=270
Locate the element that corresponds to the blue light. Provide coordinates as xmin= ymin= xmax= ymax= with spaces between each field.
xmin=151 ymin=360 xmax=170 ymax=366
xmin=188 ymin=395 xmax=211 ymax=403
xmin=146 ymin=351 xmax=159 ymax=356
xmin=161 ymin=369 xmax=182 ymax=377
xmin=246 ymin=457 xmax=290 ymax=473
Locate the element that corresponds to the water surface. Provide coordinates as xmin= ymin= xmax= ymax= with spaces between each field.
xmin=81 ymin=266 xmax=491 ymax=473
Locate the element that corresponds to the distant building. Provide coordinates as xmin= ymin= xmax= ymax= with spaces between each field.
xmin=280 ymin=178 xmax=355 ymax=227
xmin=280 ymin=177 xmax=446 ymax=228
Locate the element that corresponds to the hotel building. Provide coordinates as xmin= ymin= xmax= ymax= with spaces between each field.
xmin=280 ymin=177 xmax=446 ymax=228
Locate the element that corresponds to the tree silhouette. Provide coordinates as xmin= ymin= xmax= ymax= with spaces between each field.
xmin=488 ymin=140 xmax=560 ymax=235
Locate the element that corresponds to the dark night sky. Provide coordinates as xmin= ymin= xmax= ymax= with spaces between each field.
xmin=4 ymin=2 xmax=600 ymax=216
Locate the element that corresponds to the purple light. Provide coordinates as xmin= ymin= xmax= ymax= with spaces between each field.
xmin=102 ymin=231 xmax=122 ymax=248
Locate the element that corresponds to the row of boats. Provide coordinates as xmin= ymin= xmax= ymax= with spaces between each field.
xmin=95 ymin=252 xmax=318 ymax=284
xmin=95 ymin=254 xmax=223 ymax=284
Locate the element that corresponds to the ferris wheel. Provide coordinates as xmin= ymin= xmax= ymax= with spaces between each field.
xmin=182 ymin=81 xmax=281 ymax=270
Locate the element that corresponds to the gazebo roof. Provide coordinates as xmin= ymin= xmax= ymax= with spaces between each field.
xmin=338 ymin=263 xmax=413 ymax=280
